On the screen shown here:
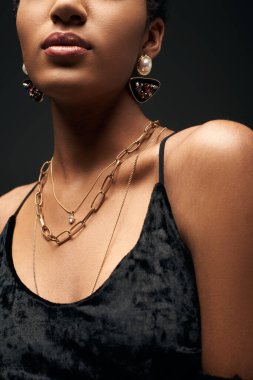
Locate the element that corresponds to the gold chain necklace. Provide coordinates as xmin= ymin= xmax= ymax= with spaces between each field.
xmin=33 ymin=153 xmax=138 ymax=297
xmin=50 ymin=155 xmax=121 ymax=226
xmin=50 ymin=120 xmax=159 ymax=226
xmin=32 ymin=126 xmax=167 ymax=297
xmin=35 ymin=120 xmax=160 ymax=246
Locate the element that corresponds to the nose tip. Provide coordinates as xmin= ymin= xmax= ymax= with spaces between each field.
xmin=50 ymin=3 xmax=87 ymax=26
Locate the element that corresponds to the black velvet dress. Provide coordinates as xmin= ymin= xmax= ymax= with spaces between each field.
xmin=0 ymin=133 xmax=243 ymax=379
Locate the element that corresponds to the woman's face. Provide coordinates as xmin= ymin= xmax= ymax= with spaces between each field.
xmin=16 ymin=0 xmax=156 ymax=103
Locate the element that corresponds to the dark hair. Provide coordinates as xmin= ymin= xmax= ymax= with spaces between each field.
xmin=12 ymin=0 xmax=169 ymax=23
xmin=147 ymin=0 xmax=169 ymax=23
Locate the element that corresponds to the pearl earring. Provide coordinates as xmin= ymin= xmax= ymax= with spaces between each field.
xmin=129 ymin=54 xmax=161 ymax=103
xmin=21 ymin=63 xmax=44 ymax=103
xmin=22 ymin=63 xmax=28 ymax=75
xmin=137 ymin=54 xmax=152 ymax=76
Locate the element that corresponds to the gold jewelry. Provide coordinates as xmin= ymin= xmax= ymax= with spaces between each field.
xmin=32 ymin=211 xmax=39 ymax=296
xmin=33 ymin=152 xmax=138 ymax=297
xmin=91 ymin=126 xmax=167 ymax=294
xmin=35 ymin=120 xmax=160 ymax=245
xmin=50 ymin=120 xmax=158 ymax=226
xmin=129 ymin=54 xmax=160 ymax=103
xmin=50 ymin=156 xmax=121 ymax=226
xmin=32 ymin=126 xmax=167 ymax=297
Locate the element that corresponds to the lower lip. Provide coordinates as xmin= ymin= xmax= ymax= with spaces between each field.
xmin=43 ymin=46 xmax=89 ymax=56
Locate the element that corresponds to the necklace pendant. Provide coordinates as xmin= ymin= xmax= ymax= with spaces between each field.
xmin=68 ymin=212 xmax=75 ymax=225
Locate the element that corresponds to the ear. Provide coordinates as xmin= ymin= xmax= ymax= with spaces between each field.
xmin=141 ymin=18 xmax=165 ymax=59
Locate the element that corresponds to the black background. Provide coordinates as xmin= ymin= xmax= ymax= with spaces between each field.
xmin=0 ymin=1 xmax=252 ymax=194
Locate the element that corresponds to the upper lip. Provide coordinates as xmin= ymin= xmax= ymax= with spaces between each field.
xmin=41 ymin=32 xmax=92 ymax=50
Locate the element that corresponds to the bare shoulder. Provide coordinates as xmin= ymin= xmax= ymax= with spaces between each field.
xmin=165 ymin=119 xmax=252 ymax=167
xmin=165 ymin=121 xmax=253 ymax=378
xmin=187 ymin=118 xmax=252 ymax=155
xmin=0 ymin=182 xmax=37 ymax=235
xmin=165 ymin=118 xmax=253 ymax=185
xmin=164 ymin=119 xmax=253 ymax=246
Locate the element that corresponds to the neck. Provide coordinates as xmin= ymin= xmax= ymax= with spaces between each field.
xmin=50 ymin=92 xmax=151 ymax=186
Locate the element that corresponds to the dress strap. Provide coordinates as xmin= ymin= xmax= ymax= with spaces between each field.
xmin=14 ymin=181 xmax=39 ymax=217
xmin=159 ymin=131 xmax=178 ymax=185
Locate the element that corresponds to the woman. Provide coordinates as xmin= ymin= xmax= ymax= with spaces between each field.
xmin=0 ymin=0 xmax=252 ymax=379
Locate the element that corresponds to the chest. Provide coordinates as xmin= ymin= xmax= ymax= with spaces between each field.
xmin=0 ymin=183 xmax=202 ymax=377
xmin=11 ymin=180 xmax=161 ymax=304
xmin=0 ymin=203 xmax=201 ymax=371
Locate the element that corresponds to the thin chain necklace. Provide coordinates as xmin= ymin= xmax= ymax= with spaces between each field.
xmin=35 ymin=120 xmax=160 ymax=246
xmin=50 ymin=120 xmax=159 ymax=226
xmin=50 ymin=155 xmax=118 ymax=226
xmin=33 ymin=153 xmax=139 ymax=298
xmin=32 ymin=126 xmax=167 ymax=297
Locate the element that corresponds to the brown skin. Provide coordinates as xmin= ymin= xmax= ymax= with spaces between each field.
xmin=16 ymin=0 xmax=165 ymax=180
xmin=1 ymin=0 xmax=253 ymax=378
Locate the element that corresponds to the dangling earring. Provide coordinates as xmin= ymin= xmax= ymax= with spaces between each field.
xmin=22 ymin=63 xmax=44 ymax=103
xmin=129 ymin=54 xmax=161 ymax=103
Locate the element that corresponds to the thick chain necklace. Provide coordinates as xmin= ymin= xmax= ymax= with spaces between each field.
xmin=33 ymin=151 xmax=139 ymax=297
xmin=32 ymin=125 xmax=167 ymax=297
xmin=50 ymin=120 xmax=161 ymax=225
xmin=35 ymin=120 xmax=161 ymax=246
